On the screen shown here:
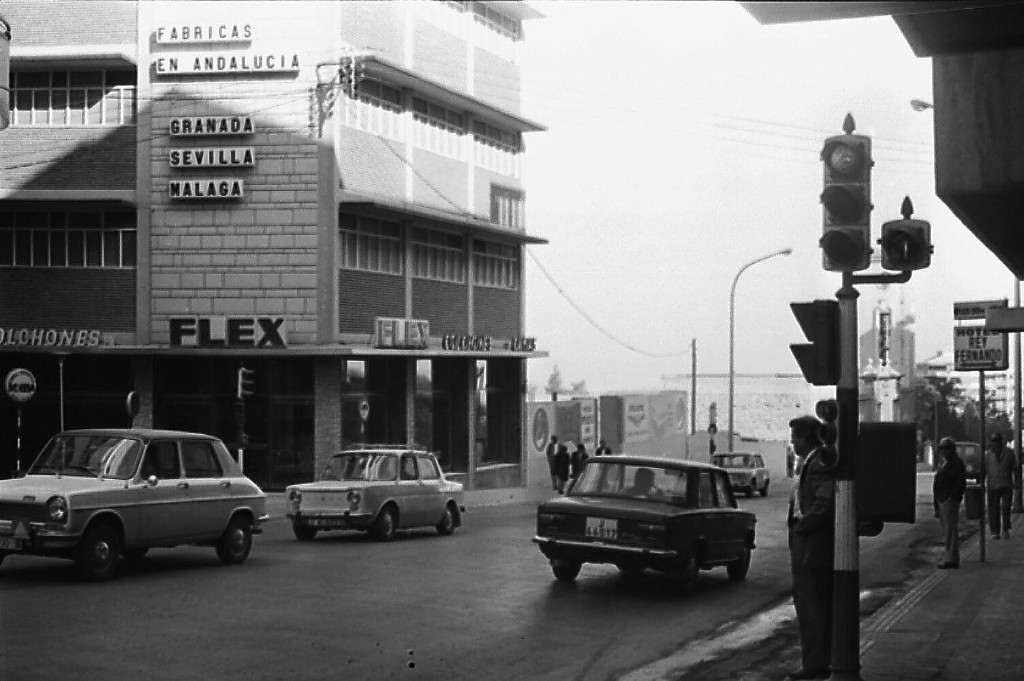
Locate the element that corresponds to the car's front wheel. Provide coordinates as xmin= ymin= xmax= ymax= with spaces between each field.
xmin=760 ymin=481 xmax=770 ymax=497
xmin=216 ymin=515 xmax=253 ymax=565
xmin=435 ymin=504 xmax=457 ymax=536
xmin=292 ymin=523 xmax=318 ymax=541
xmin=370 ymin=505 xmax=397 ymax=542
xmin=551 ymin=560 xmax=582 ymax=582
xmin=75 ymin=523 xmax=121 ymax=581
xmin=746 ymin=483 xmax=756 ymax=498
xmin=728 ymin=545 xmax=752 ymax=581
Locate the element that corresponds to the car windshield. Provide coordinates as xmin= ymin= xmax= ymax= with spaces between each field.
xmin=712 ymin=455 xmax=752 ymax=468
xmin=28 ymin=435 xmax=144 ymax=480
xmin=569 ymin=461 xmax=690 ymax=506
xmin=322 ymin=453 xmax=398 ymax=481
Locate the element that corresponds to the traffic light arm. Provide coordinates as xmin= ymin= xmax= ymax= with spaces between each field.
xmin=848 ymin=271 xmax=911 ymax=286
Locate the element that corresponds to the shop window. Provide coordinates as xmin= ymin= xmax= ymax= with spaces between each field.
xmin=8 ymin=69 xmax=137 ymax=127
xmin=339 ymin=214 xmax=403 ymax=275
xmin=477 ymin=359 xmax=521 ymax=467
xmin=0 ymin=209 xmax=136 ymax=268
xmin=412 ymin=228 xmax=465 ymax=283
xmin=473 ymin=239 xmax=520 ymax=290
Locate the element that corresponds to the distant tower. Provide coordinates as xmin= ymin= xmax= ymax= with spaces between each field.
xmin=860 ymin=296 xmax=905 ymax=421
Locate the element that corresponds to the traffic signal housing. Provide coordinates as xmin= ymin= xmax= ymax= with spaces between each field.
xmin=790 ymin=300 xmax=839 ymax=386
xmin=879 ymin=196 xmax=932 ymax=271
xmin=815 ymin=398 xmax=839 ymax=469
xmin=820 ymin=114 xmax=872 ymax=272
xmin=237 ymin=365 xmax=256 ymax=399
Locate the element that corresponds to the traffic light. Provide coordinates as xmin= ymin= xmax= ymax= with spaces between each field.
xmin=879 ymin=196 xmax=932 ymax=271
xmin=820 ymin=113 xmax=872 ymax=272
xmin=790 ymin=299 xmax=839 ymax=386
xmin=237 ymin=365 xmax=256 ymax=399
xmin=815 ymin=398 xmax=839 ymax=469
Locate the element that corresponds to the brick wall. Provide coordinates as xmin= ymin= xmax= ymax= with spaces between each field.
xmin=473 ymin=286 xmax=521 ymax=338
xmin=413 ymin=20 xmax=468 ymax=93
xmin=0 ymin=128 xmax=136 ymax=193
xmin=411 ymin=150 xmax=468 ymax=212
xmin=0 ymin=269 xmax=135 ymax=330
xmin=1 ymin=1 xmax=137 ymax=46
xmin=338 ymin=269 xmax=404 ymax=333
xmin=474 ymin=47 xmax=521 ymax=115
xmin=412 ymin=278 xmax=468 ymax=335
xmin=338 ymin=128 xmax=407 ymax=198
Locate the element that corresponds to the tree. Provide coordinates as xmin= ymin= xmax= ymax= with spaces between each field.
xmin=544 ymin=365 xmax=565 ymax=401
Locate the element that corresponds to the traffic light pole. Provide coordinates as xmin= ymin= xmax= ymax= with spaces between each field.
xmin=831 ymin=274 xmax=861 ymax=680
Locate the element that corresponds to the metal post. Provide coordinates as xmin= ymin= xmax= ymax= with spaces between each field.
xmin=979 ymin=371 xmax=987 ymax=563
xmin=58 ymin=356 xmax=65 ymax=431
xmin=15 ymin=406 xmax=21 ymax=474
xmin=831 ymin=274 xmax=861 ymax=680
xmin=690 ymin=338 xmax=697 ymax=437
xmin=1014 ymin=279 xmax=1023 ymax=513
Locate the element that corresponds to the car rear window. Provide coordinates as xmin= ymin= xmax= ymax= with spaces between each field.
xmin=570 ymin=461 xmax=690 ymax=506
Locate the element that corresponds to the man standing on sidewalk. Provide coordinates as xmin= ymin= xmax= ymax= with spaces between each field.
xmin=933 ymin=437 xmax=966 ymax=568
xmin=785 ymin=415 xmax=836 ymax=681
xmin=986 ymin=432 xmax=1017 ymax=540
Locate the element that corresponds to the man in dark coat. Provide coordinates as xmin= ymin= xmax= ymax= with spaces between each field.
xmin=786 ymin=414 xmax=836 ymax=681
xmin=545 ymin=435 xmax=559 ymax=492
xmin=570 ymin=442 xmax=589 ymax=481
xmin=933 ymin=437 xmax=966 ymax=568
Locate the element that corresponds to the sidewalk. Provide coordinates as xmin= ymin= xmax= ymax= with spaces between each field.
xmin=857 ymin=506 xmax=1024 ymax=680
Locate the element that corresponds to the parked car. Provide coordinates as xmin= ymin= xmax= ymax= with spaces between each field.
xmin=711 ymin=452 xmax=770 ymax=497
xmin=0 ymin=428 xmax=269 ymax=581
xmin=285 ymin=446 xmax=465 ymax=542
xmin=533 ymin=456 xmax=756 ymax=589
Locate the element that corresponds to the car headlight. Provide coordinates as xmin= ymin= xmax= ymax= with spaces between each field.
xmin=346 ymin=490 xmax=361 ymax=510
xmin=287 ymin=489 xmax=302 ymax=503
xmin=47 ymin=496 xmax=68 ymax=522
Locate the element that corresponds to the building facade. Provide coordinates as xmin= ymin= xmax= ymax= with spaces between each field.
xmin=0 ymin=0 xmax=546 ymax=490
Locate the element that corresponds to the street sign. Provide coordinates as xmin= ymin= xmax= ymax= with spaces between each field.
xmin=954 ymin=299 xmax=1007 ymax=321
xmin=954 ymin=325 xmax=1008 ymax=371
xmin=954 ymin=299 xmax=1009 ymax=371
xmin=5 ymin=368 xmax=35 ymax=403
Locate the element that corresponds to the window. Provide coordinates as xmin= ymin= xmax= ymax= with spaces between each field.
xmin=412 ymin=97 xmax=466 ymax=159
xmin=9 ymin=69 xmax=137 ymax=127
xmin=417 ymin=456 xmax=441 ymax=480
xmin=347 ymin=77 xmax=405 ymax=141
xmin=473 ymin=240 xmax=519 ymax=290
xmin=181 ymin=441 xmax=223 ymax=478
xmin=698 ymin=471 xmax=715 ymax=508
xmin=412 ymin=228 xmax=465 ymax=283
xmin=490 ymin=186 xmax=525 ymax=230
xmin=400 ymin=455 xmax=419 ymax=480
xmin=0 ymin=210 xmax=137 ymax=268
xmin=141 ymin=442 xmax=181 ymax=480
xmin=471 ymin=2 xmax=522 ymax=40
xmin=339 ymin=214 xmax=403 ymax=275
xmin=473 ymin=121 xmax=520 ymax=153
xmin=714 ymin=472 xmax=735 ymax=508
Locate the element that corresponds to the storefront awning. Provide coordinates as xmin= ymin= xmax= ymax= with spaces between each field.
xmin=0 ymin=343 xmax=547 ymax=359
xmin=339 ymin=190 xmax=548 ymax=245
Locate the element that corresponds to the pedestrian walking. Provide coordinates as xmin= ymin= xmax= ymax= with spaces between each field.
xmin=785 ymin=414 xmax=836 ymax=681
xmin=554 ymin=443 xmax=570 ymax=494
xmin=986 ymin=432 xmax=1017 ymax=540
xmin=570 ymin=442 xmax=589 ymax=480
xmin=933 ymin=437 xmax=966 ymax=569
xmin=594 ymin=439 xmax=612 ymax=456
xmin=545 ymin=435 xmax=559 ymax=492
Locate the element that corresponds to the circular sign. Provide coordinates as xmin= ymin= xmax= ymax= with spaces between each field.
xmin=531 ymin=407 xmax=550 ymax=452
xmin=358 ymin=400 xmax=370 ymax=421
xmin=126 ymin=391 xmax=141 ymax=418
xmin=6 ymin=368 xmax=36 ymax=403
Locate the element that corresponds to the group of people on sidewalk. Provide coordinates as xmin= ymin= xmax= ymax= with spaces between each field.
xmin=544 ymin=435 xmax=612 ymax=494
xmin=784 ymin=414 xmax=1020 ymax=681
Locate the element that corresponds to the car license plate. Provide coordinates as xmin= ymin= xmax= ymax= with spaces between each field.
xmin=585 ymin=517 xmax=617 ymax=541
xmin=0 ymin=536 xmax=23 ymax=551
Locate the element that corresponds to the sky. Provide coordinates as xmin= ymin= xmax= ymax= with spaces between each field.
xmin=518 ymin=1 xmax=1015 ymax=395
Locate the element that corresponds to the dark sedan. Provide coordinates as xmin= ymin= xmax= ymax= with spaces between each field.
xmin=533 ymin=456 xmax=756 ymax=590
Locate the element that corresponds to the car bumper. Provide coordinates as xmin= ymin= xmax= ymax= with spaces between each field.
xmin=287 ymin=510 xmax=375 ymax=530
xmin=532 ymin=535 xmax=682 ymax=569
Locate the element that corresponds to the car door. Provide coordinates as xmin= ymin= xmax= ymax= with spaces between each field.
xmin=696 ymin=470 xmax=726 ymax=563
xmin=712 ymin=470 xmax=746 ymax=559
xmin=138 ymin=440 xmax=189 ymax=544
xmin=179 ymin=439 xmax=231 ymax=539
xmin=395 ymin=454 xmax=425 ymax=526
xmin=417 ymin=455 xmax=446 ymax=524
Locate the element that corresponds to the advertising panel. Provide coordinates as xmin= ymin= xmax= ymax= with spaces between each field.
xmin=623 ymin=395 xmax=650 ymax=444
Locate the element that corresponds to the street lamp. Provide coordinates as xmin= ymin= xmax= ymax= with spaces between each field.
xmin=728 ymin=248 xmax=793 ymax=451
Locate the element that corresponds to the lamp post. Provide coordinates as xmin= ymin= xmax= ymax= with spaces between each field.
xmin=728 ymin=248 xmax=792 ymax=451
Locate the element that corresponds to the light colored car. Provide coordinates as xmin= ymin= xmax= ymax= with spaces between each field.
xmin=711 ymin=452 xmax=770 ymax=498
xmin=285 ymin=447 xmax=465 ymax=542
xmin=0 ymin=428 xmax=269 ymax=580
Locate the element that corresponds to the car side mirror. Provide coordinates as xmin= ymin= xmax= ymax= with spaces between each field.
xmin=146 ymin=475 xmax=159 ymax=487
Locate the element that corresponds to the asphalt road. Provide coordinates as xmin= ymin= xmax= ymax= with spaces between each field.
xmin=0 ymin=481 xmax=942 ymax=681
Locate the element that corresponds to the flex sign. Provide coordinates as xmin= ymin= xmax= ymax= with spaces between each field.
xmin=169 ymin=317 xmax=286 ymax=348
